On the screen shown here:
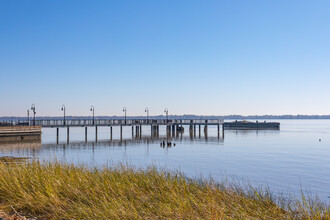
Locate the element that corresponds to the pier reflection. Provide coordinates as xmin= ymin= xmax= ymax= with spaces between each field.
xmin=0 ymin=140 xmax=42 ymax=157
xmin=0 ymin=131 xmax=224 ymax=159
xmin=227 ymin=129 xmax=280 ymax=136
xmin=46 ymin=135 xmax=224 ymax=149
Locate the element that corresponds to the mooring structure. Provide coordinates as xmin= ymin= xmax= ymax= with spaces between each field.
xmin=1 ymin=118 xmax=225 ymax=143
xmin=37 ymin=119 xmax=224 ymax=143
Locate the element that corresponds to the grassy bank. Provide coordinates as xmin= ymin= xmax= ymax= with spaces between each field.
xmin=0 ymin=161 xmax=328 ymax=219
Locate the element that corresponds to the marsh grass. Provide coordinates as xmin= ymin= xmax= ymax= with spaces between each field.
xmin=0 ymin=160 xmax=328 ymax=219
xmin=0 ymin=156 xmax=30 ymax=163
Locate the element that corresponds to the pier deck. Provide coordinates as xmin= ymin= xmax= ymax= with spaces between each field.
xmin=30 ymin=119 xmax=223 ymax=127
xmin=1 ymin=119 xmax=224 ymax=143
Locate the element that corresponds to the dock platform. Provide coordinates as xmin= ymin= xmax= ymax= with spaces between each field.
xmin=223 ymin=121 xmax=280 ymax=130
xmin=0 ymin=126 xmax=42 ymax=141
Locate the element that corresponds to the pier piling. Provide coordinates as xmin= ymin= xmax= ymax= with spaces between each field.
xmin=67 ymin=127 xmax=70 ymax=143
xmin=204 ymin=125 xmax=208 ymax=136
xmin=194 ymin=125 xmax=196 ymax=137
xmin=157 ymin=125 xmax=159 ymax=137
xmin=85 ymin=127 xmax=87 ymax=142
xmin=56 ymin=127 xmax=59 ymax=144
xmin=110 ymin=126 xmax=112 ymax=140
xmin=95 ymin=126 xmax=98 ymax=142
xmin=140 ymin=125 xmax=142 ymax=137
xmin=136 ymin=126 xmax=139 ymax=137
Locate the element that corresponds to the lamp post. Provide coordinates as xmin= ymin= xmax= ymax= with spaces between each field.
xmin=31 ymin=104 xmax=36 ymax=126
xmin=164 ymin=108 xmax=168 ymax=123
xmin=90 ymin=105 xmax=94 ymax=125
xmin=27 ymin=109 xmax=30 ymax=125
xmin=123 ymin=107 xmax=127 ymax=124
xmin=145 ymin=107 xmax=149 ymax=124
xmin=61 ymin=105 xmax=66 ymax=126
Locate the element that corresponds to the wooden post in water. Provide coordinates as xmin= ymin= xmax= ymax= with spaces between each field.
xmin=95 ymin=126 xmax=98 ymax=142
xmin=204 ymin=125 xmax=208 ymax=139
xmin=67 ymin=127 xmax=69 ymax=143
xmin=132 ymin=126 xmax=134 ymax=137
xmin=157 ymin=125 xmax=159 ymax=137
xmin=56 ymin=127 xmax=59 ymax=144
xmin=193 ymin=125 xmax=196 ymax=137
xmin=199 ymin=124 xmax=201 ymax=137
xmin=204 ymin=125 xmax=208 ymax=134
xmin=136 ymin=126 xmax=139 ymax=137
xmin=110 ymin=126 xmax=112 ymax=140
xmin=120 ymin=125 xmax=123 ymax=140
xmin=140 ymin=125 xmax=142 ymax=137
xmin=85 ymin=127 xmax=87 ymax=142
xmin=167 ymin=125 xmax=171 ymax=137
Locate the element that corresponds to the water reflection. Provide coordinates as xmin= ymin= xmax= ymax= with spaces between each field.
xmin=228 ymin=129 xmax=280 ymax=136
xmin=0 ymin=140 xmax=42 ymax=157
xmin=0 ymin=128 xmax=281 ymax=158
xmin=0 ymin=132 xmax=224 ymax=157
xmin=45 ymin=135 xmax=223 ymax=150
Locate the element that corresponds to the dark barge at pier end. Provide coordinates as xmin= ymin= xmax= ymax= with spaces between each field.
xmin=223 ymin=121 xmax=280 ymax=130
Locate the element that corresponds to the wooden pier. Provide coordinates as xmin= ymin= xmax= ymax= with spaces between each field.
xmin=1 ymin=119 xmax=224 ymax=143
xmin=44 ymin=119 xmax=224 ymax=143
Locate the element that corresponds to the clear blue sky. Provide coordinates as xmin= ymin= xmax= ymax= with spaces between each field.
xmin=1 ymin=0 xmax=329 ymax=117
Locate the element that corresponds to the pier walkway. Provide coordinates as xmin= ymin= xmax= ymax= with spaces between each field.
xmin=2 ymin=118 xmax=224 ymax=143
xmin=32 ymin=119 xmax=223 ymax=127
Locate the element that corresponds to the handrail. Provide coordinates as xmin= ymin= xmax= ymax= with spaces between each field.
xmin=3 ymin=119 xmax=224 ymax=127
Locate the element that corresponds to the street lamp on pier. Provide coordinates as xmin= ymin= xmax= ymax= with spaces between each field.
xmin=31 ymin=104 xmax=36 ymax=126
xmin=90 ymin=105 xmax=95 ymax=125
xmin=164 ymin=108 xmax=168 ymax=123
xmin=123 ymin=107 xmax=127 ymax=124
xmin=61 ymin=105 xmax=66 ymax=126
xmin=145 ymin=107 xmax=149 ymax=124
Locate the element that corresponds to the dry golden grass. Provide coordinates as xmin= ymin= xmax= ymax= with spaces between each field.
xmin=0 ymin=156 xmax=30 ymax=163
xmin=0 ymin=160 xmax=328 ymax=219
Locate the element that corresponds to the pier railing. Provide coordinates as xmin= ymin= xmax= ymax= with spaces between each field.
xmin=35 ymin=119 xmax=223 ymax=127
xmin=3 ymin=119 xmax=224 ymax=127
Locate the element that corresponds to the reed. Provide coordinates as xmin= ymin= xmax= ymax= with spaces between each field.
xmin=0 ymin=160 xmax=328 ymax=219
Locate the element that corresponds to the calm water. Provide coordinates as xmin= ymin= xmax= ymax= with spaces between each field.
xmin=1 ymin=120 xmax=330 ymax=202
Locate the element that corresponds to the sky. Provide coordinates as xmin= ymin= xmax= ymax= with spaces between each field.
xmin=1 ymin=0 xmax=330 ymax=117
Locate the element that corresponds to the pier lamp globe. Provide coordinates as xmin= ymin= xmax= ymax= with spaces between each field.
xmin=61 ymin=105 xmax=66 ymax=126
xmin=90 ymin=105 xmax=95 ymax=125
xmin=123 ymin=107 xmax=127 ymax=124
xmin=31 ymin=104 xmax=36 ymax=126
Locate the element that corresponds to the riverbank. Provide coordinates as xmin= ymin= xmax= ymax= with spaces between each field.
xmin=0 ymin=161 xmax=328 ymax=219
